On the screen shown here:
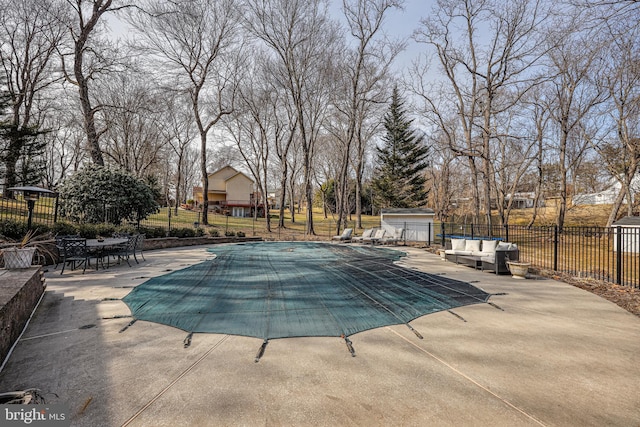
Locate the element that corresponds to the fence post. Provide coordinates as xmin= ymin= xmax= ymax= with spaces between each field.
xmin=505 ymin=224 xmax=509 ymax=242
xmin=428 ymin=222 xmax=431 ymax=246
xmin=53 ymin=196 xmax=59 ymax=223
xmin=553 ymin=225 xmax=559 ymax=271
xmin=616 ymin=226 xmax=622 ymax=285
xmin=441 ymin=222 xmax=445 ymax=246
xmin=471 ymin=223 xmax=474 ymax=240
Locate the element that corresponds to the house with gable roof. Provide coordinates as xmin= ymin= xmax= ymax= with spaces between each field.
xmin=193 ymin=165 xmax=258 ymax=217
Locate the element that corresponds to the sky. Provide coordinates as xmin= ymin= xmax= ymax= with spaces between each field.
xmin=107 ymin=0 xmax=432 ymax=76
xmin=330 ymin=0 xmax=433 ymax=75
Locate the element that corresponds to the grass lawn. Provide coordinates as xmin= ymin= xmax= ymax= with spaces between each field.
xmin=144 ymin=207 xmax=382 ymax=239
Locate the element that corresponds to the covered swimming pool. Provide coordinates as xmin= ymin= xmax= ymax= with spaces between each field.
xmin=123 ymin=242 xmax=491 ymax=346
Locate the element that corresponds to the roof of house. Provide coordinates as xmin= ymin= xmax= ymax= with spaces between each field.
xmin=380 ymin=208 xmax=435 ymax=215
xmin=208 ymin=165 xmax=254 ymax=184
xmin=612 ymin=216 xmax=640 ymax=226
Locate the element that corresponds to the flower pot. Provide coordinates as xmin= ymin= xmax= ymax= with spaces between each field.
xmin=507 ymin=261 xmax=530 ymax=279
xmin=2 ymin=247 xmax=36 ymax=269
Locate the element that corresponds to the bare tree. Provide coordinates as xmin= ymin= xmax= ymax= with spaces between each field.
xmin=490 ymin=107 xmax=538 ymax=225
xmin=245 ymin=0 xmax=341 ymax=235
xmin=425 ymin=128 xmax=458 ymax=221
xmin=413 ymin=0 xmax=552 ymax=227
xmin=100 ymin=70 xmax=169 ymax=178
xmin=0 ymin=0 xmax=64 ymax=194
xmin=591 ymin=23 xmax=640 ymax=225
xmin=544 ymin=29 xmax=607 ymax=230
xmin=523 ymin=87 xmax=551 ymax=228
xmin=161 ymin=95 xmax=197 ymax=216
xmin=129 ymin=0 xmax=244 ymax=225
xmin=41 ymin=96 xmax=87 ymax=188
xmin=226 ymin=53 xmax=276 ymax=232
xmin=331 ymin=0 xmax=404 ymax=233
xmin=59 ymin=0 xmax=131 ymax=166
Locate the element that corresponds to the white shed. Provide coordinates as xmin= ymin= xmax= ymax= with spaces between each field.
xmin=611 ymin=216 xmax=640 ymax=253
xmin=380 ymin=208 xmax=435 ymax=243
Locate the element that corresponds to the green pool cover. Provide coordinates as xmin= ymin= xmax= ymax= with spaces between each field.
xmin=122 ymin=242 xmax=491 ymax=340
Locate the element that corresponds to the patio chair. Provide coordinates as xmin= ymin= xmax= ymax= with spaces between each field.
xmin=110 ymin=235 xmax=137 ymax=267
xmin=54 ymin=234 xmax=80 ymax=270
xmin=132 ymin=234 xmax=146 ymax=263
xmin=60 ymin=238 xmax=90 ymax=274
xmin=332 ymin=228 xmax=353 ymax=242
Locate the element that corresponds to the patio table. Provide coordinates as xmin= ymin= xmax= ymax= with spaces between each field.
xmin=86 ymin=238 xmax=129 ymax=248
xmin=86 ymin=238 xmax=129 ymax=269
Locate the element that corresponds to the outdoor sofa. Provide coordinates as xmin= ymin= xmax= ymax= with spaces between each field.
xmin=444 ymin=238 xmax=519 ymax=274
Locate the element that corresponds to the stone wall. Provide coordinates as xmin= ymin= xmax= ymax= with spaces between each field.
xmin=0 ymin=267 xmax=44 ymax=364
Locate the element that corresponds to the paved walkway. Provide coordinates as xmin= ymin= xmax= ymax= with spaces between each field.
xmin=1 ymin=245 xmax=639 ymax=426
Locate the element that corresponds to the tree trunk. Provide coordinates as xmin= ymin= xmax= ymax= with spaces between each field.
xmin=200 ymin=130 xmax=209 ymax=225
xmin=467 ymin=155 xmax=481 ymax=224
xmin=262 ymin=168 xmax=271 ymax=232
xmin=278 ymin=163 xmax=288 ymax=228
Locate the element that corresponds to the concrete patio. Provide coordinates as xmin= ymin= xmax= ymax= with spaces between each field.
xmin=1 ymin=244 xmax=638 ymax=426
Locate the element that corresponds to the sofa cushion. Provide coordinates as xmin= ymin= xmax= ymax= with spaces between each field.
xmin=453 ymin=250 xmax=472 ymax=255
xmin=445 ymin=249 xmax=473 ymax=255
xmin=481 ymin=255 xmax=495 ymax=263
xmin=481 ymin=240 xmax=498 ymax=253
xmin=465 ymin=240 xmax=481 ymax=252
xmin=451 ymin=239 xmax=466 ymax=251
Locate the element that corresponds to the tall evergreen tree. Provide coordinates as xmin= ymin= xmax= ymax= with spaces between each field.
xmin=372 ymin=87 xmax=429 ymax=209
xmin=0 ymin=81 xmax=47 ymax=194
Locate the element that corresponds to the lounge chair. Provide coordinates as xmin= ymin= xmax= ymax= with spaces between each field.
xmin=332 ymin=228 xmax=353 ymax=242
xmin=352 ymin=228 xmax=375 ymax=243
xmin=364 ymin=228 xmax=386 ymax=245
xmin=381 ymin=228 xmax=405 ymax=245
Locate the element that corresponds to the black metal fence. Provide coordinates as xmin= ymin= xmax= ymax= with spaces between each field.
xmin=0 ymin=195 xmax=58 ymax=229
xmin=438 ymin=223 xmax=640 ymax=289
xmin=2 ymin=199 xmax=638 ymax=289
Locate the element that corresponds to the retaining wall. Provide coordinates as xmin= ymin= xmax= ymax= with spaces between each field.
xmin=0 ymin=267 xmax=44 ymax=364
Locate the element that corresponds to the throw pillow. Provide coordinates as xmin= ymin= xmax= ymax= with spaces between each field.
xmin=451 ymin=239 xmax=466 ymax=251
xmin=465 ymin=239 xmax=481 ymax=252
xmin=481 ymin=240 xmax=498 ymax=253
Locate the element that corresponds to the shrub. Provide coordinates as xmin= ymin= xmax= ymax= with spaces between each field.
xmin=76 ymin=223 xmax=101 ymax=238
xmin=168 ymin=227 xmax=196 ymax=238
xmin=115 ymin=224 xmax=137 ymax=236
xmin=208 ymin=229 xmax=220 ymax=237
xmin=0 ymin=219 xmax=28 ymax=240
xmin=224 ymin=230 xmax=236 ymax=237
xmin=138 ymin=226 xmax=166 ymax=239
xmin=51 ymin=221 xmax=79 ymax=237
xmin=236 ymin=231 xmax=245 ymax=237
xmin=94 ymin=223 xmax=117 ymax=238
xmin=58 ymin=165 xmax=160 ymax=225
